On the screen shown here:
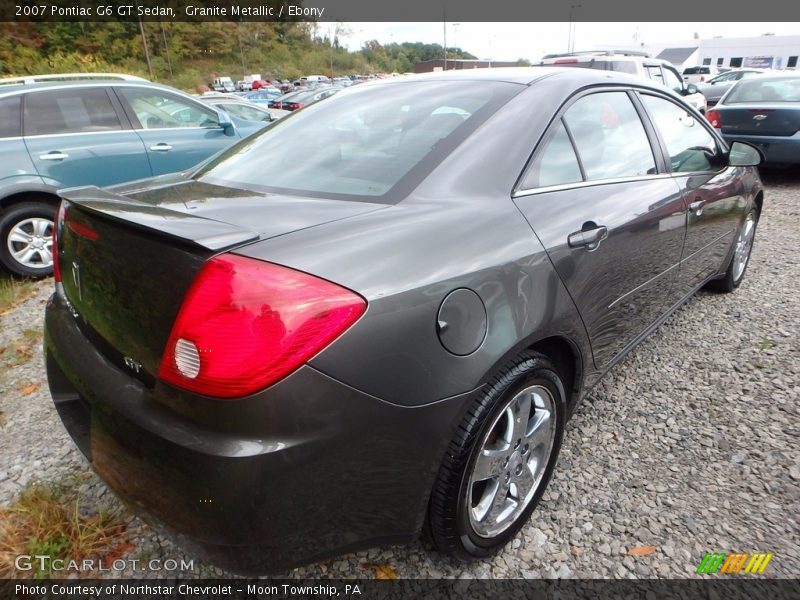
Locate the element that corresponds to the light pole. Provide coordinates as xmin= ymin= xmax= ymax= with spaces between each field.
xmin=568 ymin=4 xmax=582 ymax=54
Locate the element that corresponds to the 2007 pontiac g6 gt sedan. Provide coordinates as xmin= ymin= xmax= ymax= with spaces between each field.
xmin=45 ymin=68 xmax=764 ymax=574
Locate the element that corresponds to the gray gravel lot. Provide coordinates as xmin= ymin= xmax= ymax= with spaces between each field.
xmin=1 ymin=169 xmax=798 ymax=579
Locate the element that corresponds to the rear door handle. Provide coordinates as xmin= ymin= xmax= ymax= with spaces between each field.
xmin=39 ymin=151 xmax=69 ymax=160
xmin=149 ymin=143 xmax=173 ymax=152
xmin=689 ymin=199 xmax=706 ymax=215
xmin=568 ymin=225 xmax=608 ymax=250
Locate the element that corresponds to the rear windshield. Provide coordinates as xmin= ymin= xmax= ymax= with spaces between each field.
xmin=724 ymin=78 xmax=800 ymax=103
xmin=683 ymin=67 xmax=710 ymax=75
xmin=195 ymin=80 xmax=519 ymax=201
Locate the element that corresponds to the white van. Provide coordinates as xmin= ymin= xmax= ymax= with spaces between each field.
xmin=302 ymin=75 xmax=331 ymax=84
xmin=537 ymin=51 xmax=707 ymax=114
xmin=212 ymin=77 xmax=236 ymax=93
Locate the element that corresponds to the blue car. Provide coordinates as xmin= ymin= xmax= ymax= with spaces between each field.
xmin=0 ymin=76 xmax=263 ymax=276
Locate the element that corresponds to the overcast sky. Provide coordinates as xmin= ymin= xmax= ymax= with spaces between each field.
xmin=340 ymin=23 xmax=800 ymax=61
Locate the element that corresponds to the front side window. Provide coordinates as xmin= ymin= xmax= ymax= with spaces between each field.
xmin=195 ymin=81 xmax=518 ymax=200
xmin=641 ymin=94 xmax=718 ymax=173
xmin=521 ymin=121 xmax=582 ymax=189
xmin=119 ymin=88 xmax=218 ymax=129
xmin=662 ymin=67 xmax=684 ymax=93
xmin=563 ymin=92 xmax=656 ymax=181
xmin=0 ymin=96 xmax=21 ymax=138
xmin=24 ymin=88 xmax=121 ymax=136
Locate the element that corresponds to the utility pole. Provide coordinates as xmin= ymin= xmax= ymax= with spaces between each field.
xmin=443 ymin=13 xmax=447 ymax=71
xmin=160 ymin=22 xmax=173 ymax=79
xmin=138 ymin=17 xmax=153 ymax=80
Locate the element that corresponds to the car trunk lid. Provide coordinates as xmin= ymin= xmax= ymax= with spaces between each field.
xmin=718 ymin=103 xmax=800 ymax=136
xmin=56 ymin=180 xmax=384 ymax=384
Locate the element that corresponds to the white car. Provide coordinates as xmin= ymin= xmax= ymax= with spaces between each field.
xmin=682 ymin=65 xmax=721 ymax=84
xmin=236 ymin=80 xmax=253 ymax=91
xmin=537 ymin=51 xmax=707 ymax=113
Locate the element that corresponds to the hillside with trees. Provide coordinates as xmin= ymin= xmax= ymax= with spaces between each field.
xmin=0 ymin=22 xmax=481 ymax=91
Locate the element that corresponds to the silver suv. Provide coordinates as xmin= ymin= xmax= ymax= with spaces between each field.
xmin=537 ymin=51 xmax=707 ymax=114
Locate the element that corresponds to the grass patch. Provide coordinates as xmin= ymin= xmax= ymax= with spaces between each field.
xmin=0 ymin=273 xmax=39 ymax=315
xmin=0 ymin=475 xmax=127 ymax=578
xmin=757 ymin=337 xmax=777 ymax=351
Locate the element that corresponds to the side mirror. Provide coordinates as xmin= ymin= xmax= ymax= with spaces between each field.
xmin=728 ymin=141 xmax=763 ymax=167
xmin=685 ymin=83 xmax=699 ymax=95
xmin=215 ymin=109 xmax=236 ymax=136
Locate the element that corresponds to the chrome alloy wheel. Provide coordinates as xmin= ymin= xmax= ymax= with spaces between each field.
xmin=467 ymin=384 xmax=556 ymax=538
xmin=732 ymin=212 xmax=756 ymax=283
xmin=7 ymin=217 xmax=53 ymax=270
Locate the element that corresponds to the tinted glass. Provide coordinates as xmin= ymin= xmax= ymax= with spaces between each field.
xmin=120 ymin=88 xmax=218 ymax=129
xmin=24 ymin=89 xmax=121 ymax=136
xmin=195 ymin=81 xmax=518 ymax=200
xmin=522 ymin=120 xmax=582 ymax=189
xmin=724 ymin=78 xmax=800 ymax=103
xmin=217 ymin=102 xmax=270 ymax=122
xmin=563 ymin=92 xmax=656 ymax=181
xmin=683 ymin=67 xmax=710 ymax=75
xmin=0 ymin=96 xmax=21 ymax=138
xmin=641 ymin=94 xmax=718 ymax=173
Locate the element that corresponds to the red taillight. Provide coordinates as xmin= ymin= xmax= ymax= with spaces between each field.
xmin=52 ymin=202 xmax=66 ymax=283
xmin=554 ymin=58 xmax=578 ymax=64
xmin=706 ymin=109 xmax=722 ymax=128
xmin=158 ymin=254 xmax=367 ymax=399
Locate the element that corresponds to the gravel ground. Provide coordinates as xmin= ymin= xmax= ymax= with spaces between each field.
xmin=1 ymin=169 xmax=798 ymax=579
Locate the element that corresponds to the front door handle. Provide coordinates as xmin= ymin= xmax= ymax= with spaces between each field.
xmin=689 ymin=199 xmax=706 ymax=215
xmin=568 ymin=225 xmax=608 ymax=250
xmin=149 ymin=143 xmax=173 ymax=152
xmin=39 ymin=151 xmax=69 ymax=160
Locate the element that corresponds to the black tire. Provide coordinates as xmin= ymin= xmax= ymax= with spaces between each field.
xmin=706 ymin=208 xmax=758 ymax=294
xmin=0 ymin=201 xmax=57 ymax=278
xmin=428 ymin=352 xmax=566 ymax=560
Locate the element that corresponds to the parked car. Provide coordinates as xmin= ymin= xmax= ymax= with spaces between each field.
xmin=211 ymin=77 xmax=236 ymax=93
xmin=537 ymin=51 xmax=707 ymax=113
xmin=279 ymin=87 xmax=339 ymax=111
xmin=269 ymin=89 xmax=305 ymax=109
xmin=0 ymin=76 xmax=263 ymax=276
xmin=200 ymin=97 xmax=275 ymax=124
xmin=697 ymin=69 xmax=766 ymax=107
xmin=238 ymin=88 xmax=282 ymax=105
xmin=706 ymin=73 xmax=800 ymax=165
xmin=682 ymin=65 xmax=721 ymax=83
xmin=45 ymin=67 xmax=763 ymax=574
xmin=236 ymin=80 xmax=252 ymax=92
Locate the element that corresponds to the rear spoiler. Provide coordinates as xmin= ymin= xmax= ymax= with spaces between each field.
xmin=58 ymin=185 xmax=260 ymax=251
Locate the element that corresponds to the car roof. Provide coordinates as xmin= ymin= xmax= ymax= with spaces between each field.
xmin=0 ymin=79 xmax=180 ymax=97
xmin=363 ymin=66 xmax=675 ymax=92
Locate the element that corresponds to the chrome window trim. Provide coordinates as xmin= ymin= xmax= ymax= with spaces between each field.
xmin=513 ymin=173 xmax=673 ymax=198
xmin=22 ymin=129 xmax=136 ymax=140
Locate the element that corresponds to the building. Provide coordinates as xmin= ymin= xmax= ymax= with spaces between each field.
xmin=597 ymin=34 xmax=800 ymax=71
xmin=414 ymin=59 xmax=519 ymax=73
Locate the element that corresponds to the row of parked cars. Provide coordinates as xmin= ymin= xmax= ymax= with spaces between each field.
xmin=1 ymin=62 xmax=798 ymax=278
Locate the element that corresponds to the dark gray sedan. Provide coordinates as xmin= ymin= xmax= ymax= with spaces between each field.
xmin=45 ymin=68 xmax=763 ymax=574
xmin=707 ymin=73 xmax=800 ymax=165
xmin=697 ymin=68 xmax=765 ymax=107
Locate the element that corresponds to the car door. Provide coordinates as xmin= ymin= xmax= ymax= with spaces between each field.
xmin=0 ymin=95 xmax=41 ymax=189
xmin=23 ymin=87 xmax=151 ymax=188
xmin=115 ymin=86 xmax=238 ymax=176
xmin=513 ymin=90 xmax=687 ymax=370
xmin=638 ymin=92 xmax=746 ymax=292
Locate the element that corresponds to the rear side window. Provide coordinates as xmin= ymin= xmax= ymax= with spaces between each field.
xmin=24 ymin=89 xmax=122 ymax=136
xmin=521 ymin=121 xmax=583 ymax=189
xmin=563 ymin=92 xmax=656 ymax=181
xmin=683 ymin=67 xmax=710 ymax=75
xmin=0 ymin=96 xmax=21 ymax=138
xmin=641 ymin=94 xmax=718 ymax=173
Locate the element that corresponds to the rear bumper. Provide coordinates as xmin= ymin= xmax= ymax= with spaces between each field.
xmin=44 ymin=292 xmax=472 ymax=574
xmin=721 ymin=132 xmax=800 ymax=165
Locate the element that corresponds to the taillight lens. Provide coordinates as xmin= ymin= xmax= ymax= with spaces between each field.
xmin=158 ymin=254 xmax=367 ymax=399
xmin=706 ymin=109 xmax=722 ymax=128
xmin=52 ymin=202 xmax=66 ymax=283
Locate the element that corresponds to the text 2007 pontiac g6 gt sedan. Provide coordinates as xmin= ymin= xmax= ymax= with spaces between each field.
xmin=45 ymin=68 xmax=763 ymax=574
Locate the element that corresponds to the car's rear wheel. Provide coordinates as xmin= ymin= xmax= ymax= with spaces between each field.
xmin=428 ymin=352 xmax=565 ymax=559
xmin=707 ymin=208 xmax=758 ymax=293
xmin=0 ymin=201 xmax=56 ymax=278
